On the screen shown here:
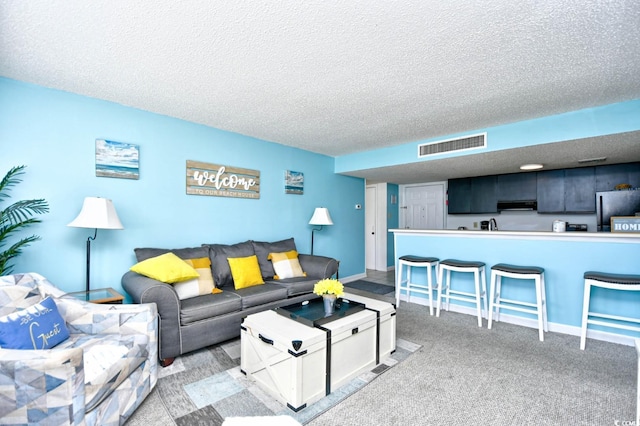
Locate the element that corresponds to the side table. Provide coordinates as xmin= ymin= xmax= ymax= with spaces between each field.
xmin=65 ymin=287 xmax=124 ymax=304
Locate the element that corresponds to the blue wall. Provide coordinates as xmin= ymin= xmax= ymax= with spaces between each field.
xmin=336 ymin=99 xmax=640 ymax=174
xmin=394 ymin=232 xmax=640 ymax=337
xmin=386 ymin=183 xmax=399 ymax=267
xmin=0 ymin=78 xmax=365 ymax=296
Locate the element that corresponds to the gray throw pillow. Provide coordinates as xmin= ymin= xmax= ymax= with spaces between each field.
xmin=203 ymin=241 xmax=255 ymax=288
xmin=133 ymin=246 xmax=209 ymax=262
xmin=251 ymin=238 xmax=297 ymax=279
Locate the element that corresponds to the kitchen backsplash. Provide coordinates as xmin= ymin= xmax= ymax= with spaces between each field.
xmin=446 ymin=210 xmax=598 ymax=232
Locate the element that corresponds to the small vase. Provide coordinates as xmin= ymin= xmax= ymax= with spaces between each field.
xmin=323 ymin=294 xmax=337 ymax=316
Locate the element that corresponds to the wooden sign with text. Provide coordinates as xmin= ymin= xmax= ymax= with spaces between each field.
xmin=611 ymin=216 xmax=640 ymax=233
xmin=186 ymin=160 xmax=260 ymax=199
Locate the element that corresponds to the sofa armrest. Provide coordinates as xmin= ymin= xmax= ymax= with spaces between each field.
xmin=56 ymin=296 xmax=159 ymax=389
xmin=298 ymin=254 xmax=339 ymax=279
xmin=121 ymin=271 xmax=181 ymax=360
xmin=0 ymin=347 xmax=85 ymax=425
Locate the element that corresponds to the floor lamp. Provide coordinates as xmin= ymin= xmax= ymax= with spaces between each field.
xmin=68 ymin=197 xmax=124 ymax=293
xmin=309 ymin=207 xmax=333 ymax=255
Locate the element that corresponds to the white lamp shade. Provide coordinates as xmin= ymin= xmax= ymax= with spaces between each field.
xmin=309 ymin=207 xmax=333 ymax=226
xmin=67 ymin=197 xmax=124 ymax=229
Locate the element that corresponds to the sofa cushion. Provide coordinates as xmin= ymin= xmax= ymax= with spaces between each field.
xmin=0 ymin=283 xmax=42 ymax=317
xmin=228 ymin=255 xmax=265 ymax=289
xmin=228 ymin=283 xmax=289 ymax=309
xmin=56 ymin=333 xmax=148 ymax=412
xmin=265 ymin=277 xmax=319 ymax=296
xmin=133 ymin=246 xmax=210 ymax=262
xmin=204 ymin=241 xmax=255 ymax=288
xmin=268 ymin=250 xmax=306 ymax=279
xmin=251 ymin=238 xmax=297 ymax=279
xmin=0 ymin=296 xmax=70 ymax=350
xmin=130 ymin=252 xmax=200 ymax=283
xmin=179 ymin=292 xmax=242 ymax=325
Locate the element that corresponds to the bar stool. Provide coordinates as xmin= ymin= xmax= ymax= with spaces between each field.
xmin=436 ymin=259 xmax=487 ymax=327
xmin=488 ymin=263 xmax=547 ymax=341
xmin=396 ymin=255 xmax=439 ymax=315
xmin=580 ymin=271 xmax=640 ymax=350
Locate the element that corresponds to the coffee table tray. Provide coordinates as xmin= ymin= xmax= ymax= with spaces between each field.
xmin=275 ymin=297 xmax=365 ymax=327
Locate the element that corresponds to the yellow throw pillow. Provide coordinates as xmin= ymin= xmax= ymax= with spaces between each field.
xmin=130 ymin=252 xmax=199 ymax=283
xmin=171 ymin=257 xmax=217 ymax=300
xmin=268 ymin=250 xmax=306 ymax=280
xmin=228 ymin=255 xmax=264 ymax=290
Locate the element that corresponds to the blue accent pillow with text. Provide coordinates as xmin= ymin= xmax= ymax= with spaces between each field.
xmin=0 ymin=296 xmax=70 ymax=349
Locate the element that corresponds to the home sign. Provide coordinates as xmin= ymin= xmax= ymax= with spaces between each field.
xmin=611 ymin=216 xmax=640 ymax=233
xmin=186 ymin=160 xmax=260 ymax=199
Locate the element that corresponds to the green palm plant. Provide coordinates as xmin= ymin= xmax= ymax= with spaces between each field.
xmin=0 ymin=165 xmax=49 ymax=275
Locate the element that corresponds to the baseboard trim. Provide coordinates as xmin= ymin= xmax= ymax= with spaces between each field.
xmin=341 ymin=273 xmax=367 ymax=283
xmin=398 ymin=294 xmax=638 ymax=347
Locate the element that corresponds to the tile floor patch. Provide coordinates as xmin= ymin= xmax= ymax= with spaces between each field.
xmin=184 ymin=371 xmax=244 ymax=408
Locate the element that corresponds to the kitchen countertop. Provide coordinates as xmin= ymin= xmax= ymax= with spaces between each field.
xmin=390 ymin=228 xmax=640 ymax=243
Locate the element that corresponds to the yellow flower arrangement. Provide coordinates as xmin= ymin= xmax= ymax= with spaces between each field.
xmin=313 ymin=278 xmax=344 ymax=297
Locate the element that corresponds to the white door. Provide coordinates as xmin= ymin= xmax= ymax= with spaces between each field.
xmin=402 ymin=183 xmax=445 ymax=229
xmin=365 ymin=186 xmax=377 ymax=269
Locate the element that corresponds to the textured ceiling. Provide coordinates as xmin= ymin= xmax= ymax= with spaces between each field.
xmin=1 ymin=1 xmax=640 ymax=183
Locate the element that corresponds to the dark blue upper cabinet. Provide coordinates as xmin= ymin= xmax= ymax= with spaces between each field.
xmin=497 ymin=173 xmax=537 ymax=201
xmin=448 ymin=176 xmax=497 ymax=214
xmin=537 ymin=167 xmax=595 ymax=213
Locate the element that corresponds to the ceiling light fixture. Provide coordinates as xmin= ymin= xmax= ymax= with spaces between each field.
xmin=520 ymin=164 xmax=544 ymax=171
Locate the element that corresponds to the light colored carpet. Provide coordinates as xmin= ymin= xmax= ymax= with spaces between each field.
xmin=126 ymin=293 xmax=637 ymax=425
xmin=308 ymin=301 xmax=638 ymax=426
xmin=125 ymin=333 xmax=420 ymax=425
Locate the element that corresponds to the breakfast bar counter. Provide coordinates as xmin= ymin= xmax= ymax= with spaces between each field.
xmin=391 ymin=228 xmax=640 ymax=344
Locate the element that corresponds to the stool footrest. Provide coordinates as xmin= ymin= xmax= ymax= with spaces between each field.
xmin=404 ymin=285 xmax=432 ymax=295
xmin=494 ymin=297 xmax=539 ymax=310
xmin=586 ymin=318 xmax=640 ymax=333
xmin=587 ymin=312 xmax=640 ymax=325
xmin=492 ymin=302 xmax=540 ymax=316
xmin=444 ymin=291 xmax=484 ymax=302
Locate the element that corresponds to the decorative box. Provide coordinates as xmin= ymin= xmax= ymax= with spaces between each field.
xmin=319 ymin=309 xmax=378 ymax=392
xmin=240 ymin=310 xmax=327 ymax=411
xmin=341 ymin=292 xmax=397 ymax=362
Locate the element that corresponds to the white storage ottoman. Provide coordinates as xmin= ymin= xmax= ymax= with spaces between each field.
xmin=241 ymin=310 xmax=327 ymax=411
xmin=342 ymin=292 xmax=397 ymax=361
xmin=319 ymin=309 xmax=378 ymax=392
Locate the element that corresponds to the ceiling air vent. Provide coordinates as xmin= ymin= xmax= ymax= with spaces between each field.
xmin=418 ymin=133 xmax=487 ymax=158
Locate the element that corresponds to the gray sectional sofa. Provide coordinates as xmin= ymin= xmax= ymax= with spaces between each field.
xmin=122 ymin=238 xmax=339 ymax=366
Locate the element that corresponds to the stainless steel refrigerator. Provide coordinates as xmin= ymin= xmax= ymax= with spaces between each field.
xmin=596 ymin=190 xmax=640 ymax=231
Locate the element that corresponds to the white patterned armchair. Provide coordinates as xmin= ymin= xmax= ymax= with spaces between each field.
xmin=0 ymin=273 xmax=158 ymax=425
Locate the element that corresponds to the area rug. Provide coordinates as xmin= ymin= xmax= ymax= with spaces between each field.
xmin=344 ymin=280 xmax=395 ymax=295
xmin=125 ymin=337 xmax=421 ymax=425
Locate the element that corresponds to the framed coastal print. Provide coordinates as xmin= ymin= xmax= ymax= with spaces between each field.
xmin=285 ymin=170 xmax=304 ymax=195
xmin=95 ymin=139 xmax=140 ymax=180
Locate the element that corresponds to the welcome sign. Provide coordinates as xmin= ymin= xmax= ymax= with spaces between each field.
xmin=186 ymin=160 xmax=260 ymax=199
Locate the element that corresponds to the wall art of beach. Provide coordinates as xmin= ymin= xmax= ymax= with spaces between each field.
xmin=95 ymin=139 xmax=139 ymax=180
xmin=285 ymin=170 xmax=303 ymax=194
